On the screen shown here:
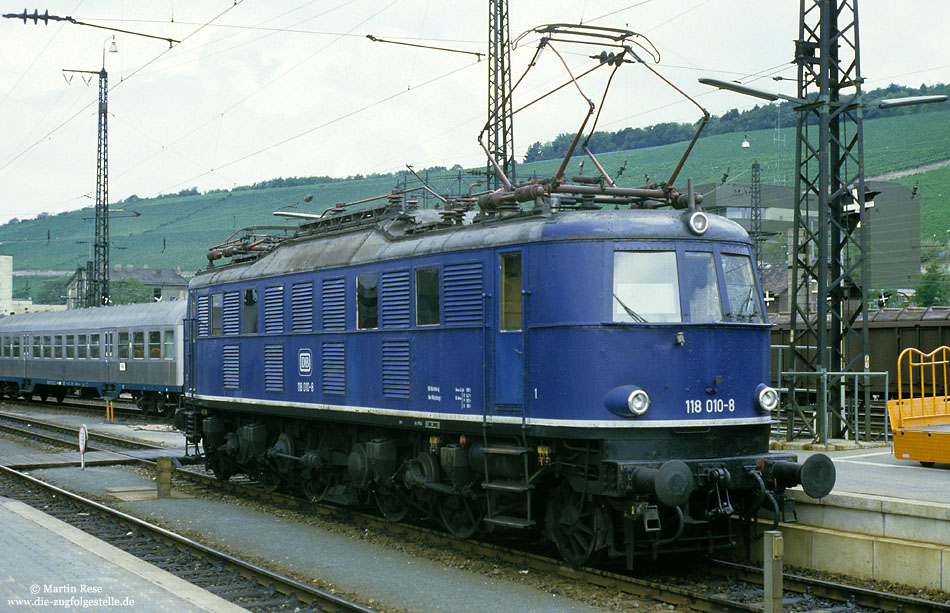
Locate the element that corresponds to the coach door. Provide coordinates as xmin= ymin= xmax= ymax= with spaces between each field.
xmin=494 ymin=252 xmax=524 ymax=410
xmin=102 ymin=329 xmax=116 ymax=393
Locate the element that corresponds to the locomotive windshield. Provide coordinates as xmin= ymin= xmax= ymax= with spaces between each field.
xmin=612 ymin=250 xmax=765 ymax=324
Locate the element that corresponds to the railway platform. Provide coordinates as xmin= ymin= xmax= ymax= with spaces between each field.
xmin=751 ymin=443 xmax=950 ymax=592
xmin=0 ymin=496 xmax=244 ymax=613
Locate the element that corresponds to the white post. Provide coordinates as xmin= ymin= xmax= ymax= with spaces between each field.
xmin=764 ymin=530 xmax=784 ymax=613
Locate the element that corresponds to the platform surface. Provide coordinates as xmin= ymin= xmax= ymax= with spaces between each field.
xmin=0 ymin=497 xmax=245 ymax=613
xmin=793 ymin=445 xmax=950 ymax=505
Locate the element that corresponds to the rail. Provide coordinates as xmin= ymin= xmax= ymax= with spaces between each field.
xmin=888 ymin=346 xmax=950 ymax=430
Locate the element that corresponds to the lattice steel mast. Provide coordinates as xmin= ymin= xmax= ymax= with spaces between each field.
xmin=787 ymin=0 xmax=868 ymax=443
xmin=487 ymin=0 xmax=514 ymax=190
xmin=92 ymin=66 xmax=110 ymax=306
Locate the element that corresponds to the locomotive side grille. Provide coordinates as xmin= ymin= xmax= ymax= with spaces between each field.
xmin=380 ymin=270 xmax=410 ymax=329
xmin=223 ymin=345 xmax=240 ymax=390
xmin=291 ymin=281 xmax=314 ymax=333
xmin=322 ymin=341 xmax=345 ymax=395
xmin=264 ymin=285 xmax=284 ymax=334
xmin=196 ymin=295 xmax=210 ymax=337
xmin=381 ymin=340 xmax=410 ymax=399
xmin=444 ymin=262 xmax=484 ymax=326
xmin=222 ymin=291 xmax=240 ymax=335
xmin=322 ymin=277 xmax=345 ymax=332
xmin=264 ymin=344 xmax=283 ymax=392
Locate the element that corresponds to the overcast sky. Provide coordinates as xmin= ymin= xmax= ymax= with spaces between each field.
xmin=0 ymin=0 xmax=947 ymax=224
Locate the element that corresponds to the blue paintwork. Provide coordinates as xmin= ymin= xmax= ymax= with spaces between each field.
xmin=189 ymin=209 xmax=771 ymax=436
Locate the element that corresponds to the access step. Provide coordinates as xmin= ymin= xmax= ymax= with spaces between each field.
xmin=483 ymin=515 xmax=536 ymax=529
xmin=481 ymin=480 xmax=534 ymax=492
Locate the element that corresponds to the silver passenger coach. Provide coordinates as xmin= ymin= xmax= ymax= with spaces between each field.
xmin=0 ymin=301 xmax=186 ymax=414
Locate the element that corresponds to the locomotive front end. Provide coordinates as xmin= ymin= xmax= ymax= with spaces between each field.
xmin=535 ymin=210 xmax=836 ymax=566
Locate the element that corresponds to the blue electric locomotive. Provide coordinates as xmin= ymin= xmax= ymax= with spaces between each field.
xmin=179 ymin=200 xmax=833 ymax=567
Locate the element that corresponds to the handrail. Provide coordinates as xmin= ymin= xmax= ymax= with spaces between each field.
xmin=891 ymin=346 xmax=950 ymax=430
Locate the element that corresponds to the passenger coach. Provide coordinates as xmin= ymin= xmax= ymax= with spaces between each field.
xmin=0 ymin=301 xmax=185 ymax=413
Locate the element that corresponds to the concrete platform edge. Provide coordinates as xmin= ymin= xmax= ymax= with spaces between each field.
xmin=2 ymin=499 xmax=246 ymax=613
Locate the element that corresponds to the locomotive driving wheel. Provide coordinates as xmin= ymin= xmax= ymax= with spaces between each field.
xmin=208 ymin=452 xmax=233 ymax=481
xmin=548 ymin=482 xmax=607 ymax=566
xmin=303 ymin=468 xmax=335 ymax=502
xmin=375 ymin=484 xmax=410 ymax=523
xmin=438 ymin=494 xmax=481 ymax=539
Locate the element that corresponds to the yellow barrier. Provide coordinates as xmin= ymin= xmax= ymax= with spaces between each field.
xmin=887 ymin=346 xmax=950 ymax=430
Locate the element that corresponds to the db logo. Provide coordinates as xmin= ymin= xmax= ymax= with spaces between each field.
xmin=298 ymin=349 xmax=312 ymax=376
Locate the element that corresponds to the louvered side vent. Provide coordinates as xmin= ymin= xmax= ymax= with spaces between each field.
xmin=322 ymin=277 xmax=345 ymax=331
xmin=443 ymin=262 xmax=484 ymax=326
xmin=222 ymin=291 xmax=240 ymax=335
xmin=291 ymin=281 xmax=314 ymax=333
xmin=380 ymin=270 xmax=410 ymax=329
xmin=222 ymin=345 xmax=240 ymax=389
xmin=381 ymin=340 xmax=410 ymax=399
xmin=196 ymin=296 xmax=210 ymax=337
xmin=264 ymin=285 xmax=284 ymax=334
xmin=322 ymin=341 xmax=345 ymax=395
xmin=264 ymin=344 xmax=283 ymax=392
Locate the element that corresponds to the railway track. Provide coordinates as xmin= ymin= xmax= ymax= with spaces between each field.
xmin=0 ymin=411 xmax=163 ymax=452
xmin=0 ymin=466 xmax=373 ymax=613
xmin=1 ymin=416 xmax=943 ymax=611
xmin=0 ymin=395 xmax=159 ymax=422
xmin=168 ymin=464 xmax=948 ymax=612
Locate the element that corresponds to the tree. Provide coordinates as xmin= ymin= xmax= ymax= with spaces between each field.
xmin=109 ymin=278 xmax=153 ymax=305
xmin=36 ymin=278 xmax=68 ymax=305
xmin=915 ymin=263 xmax=950 ymax=307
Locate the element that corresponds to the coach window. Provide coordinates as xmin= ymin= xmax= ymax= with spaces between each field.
xmin=683 ymin=252 xmax=723 ymax=322
xmin=722 ymin=254 xmax=765 ymax=323
xmin=133 ymin=331 xmax=145 ymax=359
xmin=53 ymin=335 xmax=63 ymax=359
xmin=613 ymin=251 xmax=681 ymax=323
xmin=89 ymin=334 xmax=100 ymax=359
xmin=12 ymin=337 xmax=20 ymax=358
xmin=211 ymin=293 xmax=223 ymax=335
xmin=415 ymin=267 xmax=440 ymax=326
xmin=500 ymin=253 xmax=522 ymax=331
xmin=243 ymin=288 xmax=258 ymax=334
xmin=164 ymin=330 xmax=174 ymax=360
xmin=65 ymin=335 xmax=75 ymax=359
xmin=77 ymin=334 xmax=87 ymax=359
xmin=357 ymin=273 xmax=378 ymax=330
xmin=1 ymin=336 xmax=7 ymax=358
xmin=104 ymin=331 xmax=114 ymax=359
xmin=118 ymin=332 xmax=130 ymax=360
xmin=42 ymin=335 xmax=52 ymax=359
xmin=148 ymin=331 xmax=161 ymax=358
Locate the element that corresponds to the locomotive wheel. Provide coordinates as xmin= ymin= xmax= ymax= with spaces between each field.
xmin=375 ymin=485 xmax=410 ymax=523
xmin=548 ymin=483 xmax=606 ymax=567
xmin=438 ymin=495 xmax=481 ymax=539
xmin=210 ymin=454 xmax=233 ymax=482
xmin=303 ymin=469 xmax=334 ymax=503
xmin=252 ymin=466 xmax=280 ymax=492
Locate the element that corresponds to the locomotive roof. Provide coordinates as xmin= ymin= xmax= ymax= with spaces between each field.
xmin=0 ymin=300 xmax=187 ymax=333
xmin=192 ymin=208 xmax=751 ymax=289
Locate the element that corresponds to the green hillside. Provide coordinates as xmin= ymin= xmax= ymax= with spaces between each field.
xmin=2 ymin=109 xmax=948 ymax=274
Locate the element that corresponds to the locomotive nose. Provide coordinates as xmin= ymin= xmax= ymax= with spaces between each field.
xmin=772 ymin=454 xmax=836 ymax=499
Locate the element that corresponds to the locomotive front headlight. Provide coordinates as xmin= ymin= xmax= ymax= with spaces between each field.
xmin=685 ymin=210 xmax=709 ymax=235
xmin=756 ymin=384 xmax=779 ymax=413
xmin=627 ymin=389 xmax=650 ymax=416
